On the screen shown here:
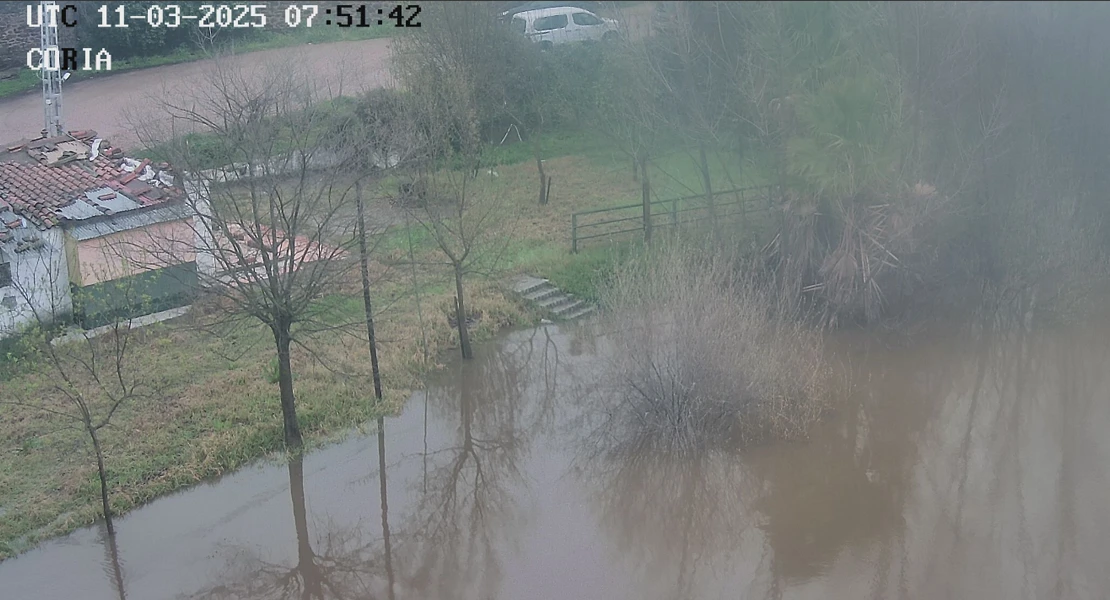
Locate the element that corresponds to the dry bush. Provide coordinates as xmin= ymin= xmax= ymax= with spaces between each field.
xmin=597 ymin=237 xmax=832 ymax=453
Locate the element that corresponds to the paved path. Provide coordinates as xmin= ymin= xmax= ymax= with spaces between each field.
xmin=0 ymin=38 xmax=393 ymax=150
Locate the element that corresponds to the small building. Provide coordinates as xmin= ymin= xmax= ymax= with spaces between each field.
xmin=0 ymin=130 xmax=196 ymax=337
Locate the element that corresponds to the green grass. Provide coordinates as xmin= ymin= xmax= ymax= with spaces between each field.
xmin=0 ymin=70 xmax=41 ymax=99
xmin=0 ymin=26 xmax=394 ymax=100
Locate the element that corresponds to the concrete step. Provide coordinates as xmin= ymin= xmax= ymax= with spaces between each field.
xmin=525 ymin=286 xmax=560 ymax=302
xmin=550 ymin=296 xmax=583 ymax=311
xmin=512 ymin=275 xmax=550 ymax=295
xmin=552 ymin=299 xmax=586 ymax=316
xmin=538 ymin=294 xmax=576 ymax=310
xmin=563 ymin=305 xmax=597 ymax=321
xmin=510 ymin=274 xmax=597 ymax=323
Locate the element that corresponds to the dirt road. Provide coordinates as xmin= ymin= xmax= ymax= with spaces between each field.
xmin=0 ymin=38 xmax=393 ymax=150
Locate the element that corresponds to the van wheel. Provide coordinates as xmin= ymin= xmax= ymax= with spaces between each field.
xmin=602 ymin=30 xmax=619 ymax=42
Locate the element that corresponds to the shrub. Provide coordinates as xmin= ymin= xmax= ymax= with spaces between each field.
xmin=595 ymin=236 xmax=832 ymax=453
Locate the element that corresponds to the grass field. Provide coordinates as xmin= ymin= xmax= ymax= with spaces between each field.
xmin=0 ymin=127 xmax=764 ymax=560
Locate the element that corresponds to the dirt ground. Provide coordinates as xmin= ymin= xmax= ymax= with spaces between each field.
xmin=0 ymin=38 xmax=393 ymax=150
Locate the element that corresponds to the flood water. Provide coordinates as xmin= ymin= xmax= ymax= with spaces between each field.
xmin=1 ymin=314 xmax=1109 ymax=599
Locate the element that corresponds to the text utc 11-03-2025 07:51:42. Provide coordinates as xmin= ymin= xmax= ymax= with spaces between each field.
xmin=95 ymin=4 xmax=421 ymax=29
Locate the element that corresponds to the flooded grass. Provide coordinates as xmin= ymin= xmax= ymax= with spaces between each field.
xmin=0 ymin=140 xmax=681 ymax=560
xmin=0 ymin=276 xmax=528 ymax=559
xmin=0 ymin=126 xmax=774 ymax=560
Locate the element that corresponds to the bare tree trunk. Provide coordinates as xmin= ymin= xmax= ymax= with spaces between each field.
xmin=274 ymin=323 xmax=303 ymax=449
xmin=534 ymin=134 xmax=548 ymax=205
xmin=405 ymin=209 xmax=429 ymax=365
xmin=454 ymin=265 xmax=473 ymax=359
xmin=89 ymin=425 xmax=114 ymax=535
xmin=356 ymin=181 xmax=384 ymax=402
xmin=632 ymin=155 xmax=639 ymax=182
xmin=640 ymin=154 xmax=653 ymax=245
xmin=376 ymin=416 xmax=396 ymax=600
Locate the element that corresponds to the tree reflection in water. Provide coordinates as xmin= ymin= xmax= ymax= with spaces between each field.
xmin=190 ymin=455 xmax=385 ymax=600
xmin=899 ymin=310 xmax=1110 ymax=600
xmin=394 ymin=325 xmax=563 ymax=598
xmin=576 ymin=441 xmax=763 ymax=600
xmin=184 ymin=326 xmax=565 ymax=600
xmin=100 ymin=523 xmax=127 ymax=600
xmin=147 ymin=310 xmax=1110 ymax=599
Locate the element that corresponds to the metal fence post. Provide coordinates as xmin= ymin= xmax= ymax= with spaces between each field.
xmin=571 ymin=213 xmax=578 ymax=253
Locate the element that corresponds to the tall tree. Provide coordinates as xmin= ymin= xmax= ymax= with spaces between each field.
xmin=138 ymin=59 xmax=360 ymax=449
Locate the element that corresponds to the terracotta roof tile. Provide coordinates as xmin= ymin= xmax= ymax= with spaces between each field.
xmin=0 ymin=131 xmax=187 ymax=229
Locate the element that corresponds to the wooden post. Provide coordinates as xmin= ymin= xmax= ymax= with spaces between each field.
xmin=699 ymin=143 xmax=716 ymax=224
xmin=739 ymin=186 xmax=747 ymax=233
xmin=572 ymin=213 xmax=578 ymax=253
xmin=640 ymin=155 xmax=652 ymax=245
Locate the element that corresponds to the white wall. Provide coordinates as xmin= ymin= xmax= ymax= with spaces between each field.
xmin=0 ymin=228 xmax=72 ymax=338
xmin=186 ymin=180 xmax=217 ymax=284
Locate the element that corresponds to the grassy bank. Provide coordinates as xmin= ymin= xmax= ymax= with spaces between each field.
xmin=0 ymin=129 xmax=760 ymax=560
xmin=0 ymin=26 xmax=394 ymax=100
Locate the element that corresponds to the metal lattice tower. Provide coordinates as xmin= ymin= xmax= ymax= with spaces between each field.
xmin=40 ymin=1 xmax=63 ymax=138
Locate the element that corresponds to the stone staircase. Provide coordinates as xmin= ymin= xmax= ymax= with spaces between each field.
xmin=511 ymin=275 xmax=597 ymax=321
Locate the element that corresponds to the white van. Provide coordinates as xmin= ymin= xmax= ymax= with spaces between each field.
xmin=507 ymin=6 xmax=620 ymax=48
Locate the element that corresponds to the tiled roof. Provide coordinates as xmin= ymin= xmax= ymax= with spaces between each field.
xmin=0 ymin=130 xmax=185 ymax=229
xmin=0 ymin=161 xmax=119 ymax=228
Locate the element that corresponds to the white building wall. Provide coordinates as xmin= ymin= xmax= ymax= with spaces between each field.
xmin=0 ymin=228 xmax=72 ymax=338
xmin=186 ymin=180 xmax=217 ymax=284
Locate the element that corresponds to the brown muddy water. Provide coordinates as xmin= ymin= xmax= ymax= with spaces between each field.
xmin=1 ymin=316 xmax=1109 ymax=599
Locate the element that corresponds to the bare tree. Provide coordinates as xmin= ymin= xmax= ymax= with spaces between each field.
xmin=135 ymin=59 xmax=361 ymax=449
xmin=409 ymin=168 xmax=509 ymax=361
xmin=643 ymin=3 xmax=746 ymax=215
xmin=2 ymin=248 xmax=158 ymax=535
xmin=391 ymin=60 xmax=512 ymax=361
xmin=393 ymin=2 xmax=566 ymax=204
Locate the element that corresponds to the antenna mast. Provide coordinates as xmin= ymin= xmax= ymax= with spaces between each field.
xmin=40 ymin=0 xmax=63 ymax=137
